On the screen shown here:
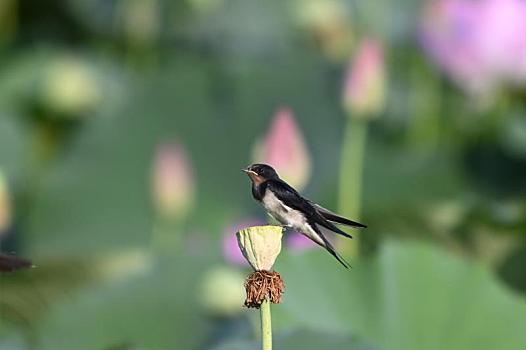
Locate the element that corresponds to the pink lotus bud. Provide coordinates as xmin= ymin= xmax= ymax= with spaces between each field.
xmin=151 ymin=142 xmax=195 ymax=219
xmin=342 ymin=38 xmax=386 ymax=118
xmin=253 ymin=108 xmax=312 ymax=190
xmin=0 ymin=172 xmax=11 ymax=236
xmin=222 ymin=218 xmax=265 ymax=266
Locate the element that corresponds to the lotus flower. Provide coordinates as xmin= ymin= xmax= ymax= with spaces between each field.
xmin=419 ymin=0 xmax=526 ymax=94
xmin=0 ymin=172 xmax=11 ymax=237
xmin=253 ymin=108 xmax=312 ymax=190
xmin=342 ymin=38 xmax=386 ymax=118
xmin=151 ymin=142 xmax=195 ymax=220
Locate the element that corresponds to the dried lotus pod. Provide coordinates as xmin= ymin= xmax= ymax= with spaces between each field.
xmin=236 ymin=225 xmax=283 ymax=271
xmin=236 ymin=225 xmax=285 ymax=309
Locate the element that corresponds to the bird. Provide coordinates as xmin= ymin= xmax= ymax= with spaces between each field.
xmin=243 ymin=163 xmax=366 ymax=268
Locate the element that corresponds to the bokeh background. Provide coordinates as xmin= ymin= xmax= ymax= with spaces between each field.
xmin=1 ymin=0 xmax=526 ymax=349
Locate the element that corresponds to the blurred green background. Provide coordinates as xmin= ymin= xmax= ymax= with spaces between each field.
xmin=1 ymin=0 xmax=526 ymax=349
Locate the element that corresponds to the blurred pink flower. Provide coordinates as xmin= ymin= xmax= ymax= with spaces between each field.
xmin=420 ymin=0 xmax=526 ymax=94
xmin=342 ymin=38 xmax=386 ymax=118
xmin=222 ymin=218 xmax=265 ymax=265
xmin=253 ymin=108 xmax=311 ymax=190
xmin=286 ymin=231 xmax=316 ymax=252
xmin=477 ymin=0 xmax=526 ymax=83
xmin=151 ymin=141 xmax=195 ymax=219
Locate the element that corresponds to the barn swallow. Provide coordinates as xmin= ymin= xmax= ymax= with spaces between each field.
xmin=243 ymin=163 xmax=366 ymax=268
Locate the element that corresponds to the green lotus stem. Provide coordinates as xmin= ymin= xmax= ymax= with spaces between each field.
xmin=260 ymin=298 xmax=272 ymax=350
xmin=236 ymin=226 xmax=283 ymax=350
xmin=338 ymin=118 xmax=368 ymax=257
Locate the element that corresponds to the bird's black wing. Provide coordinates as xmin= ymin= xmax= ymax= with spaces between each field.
xmin=266 ymin=180 xmax=354 ymax=239
xmin=267 ymin=180 xmax=352 ymax=268
xmin=308 ymin=219 xmax=351 ymax=268
xmin=309 ymin=202 xmax=367 ymax=228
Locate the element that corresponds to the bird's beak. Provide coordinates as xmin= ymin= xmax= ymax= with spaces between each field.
xmin=242 ymin=169 xmax=258 ymax=176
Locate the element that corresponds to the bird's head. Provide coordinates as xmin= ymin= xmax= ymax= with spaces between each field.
xmin=242 ymin=163 xmax=279 ymax=185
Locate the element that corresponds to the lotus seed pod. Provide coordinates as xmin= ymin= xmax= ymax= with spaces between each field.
xmin=236 ymin=225 xmax=283 ymax=271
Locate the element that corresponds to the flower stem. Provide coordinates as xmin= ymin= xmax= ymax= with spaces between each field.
xmin=260 ymin=298 xmax=272 ymax=350
xmin=338 ymin=118 xmax=368 ymax=257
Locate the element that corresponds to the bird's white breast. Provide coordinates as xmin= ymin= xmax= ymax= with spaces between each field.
xmin=262 ymin=191 xmax=307 ymax=228
xmin=262 ymin=191 xmax=324 ymax=246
